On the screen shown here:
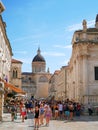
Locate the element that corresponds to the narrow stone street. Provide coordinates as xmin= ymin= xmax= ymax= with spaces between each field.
xmin=0 ymin=113 xmax=98 ymax=130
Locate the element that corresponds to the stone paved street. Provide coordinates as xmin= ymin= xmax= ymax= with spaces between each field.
xmin=0 ymin=113 xmax=98 ymax=130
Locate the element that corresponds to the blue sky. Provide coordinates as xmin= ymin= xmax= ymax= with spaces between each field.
xmin=1 ymin=0 xmax=98 ymax=73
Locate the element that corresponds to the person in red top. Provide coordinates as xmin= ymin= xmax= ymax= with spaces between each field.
xmin=21 ymin=104 xmax=27 ymax=122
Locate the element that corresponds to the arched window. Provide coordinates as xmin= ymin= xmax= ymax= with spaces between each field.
xmin=12 ymin=69 xmax=18 ymax=78
xmin=39 ymin=76 xmax=48 ymax=82
xmin=13 ymin=70 xmax=15 ymax=78
xmin=16 ymin=70 xmax=17 ymax=78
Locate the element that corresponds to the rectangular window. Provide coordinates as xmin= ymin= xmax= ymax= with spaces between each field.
xmin=95 ymin=67 xmax=98 ymax=80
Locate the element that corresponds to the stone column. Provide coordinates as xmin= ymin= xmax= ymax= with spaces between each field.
xmin=82 ymin=54 xmax=88 ymax=104
xmin=77 ymin=55 xmax=83 ymax=103
xmin=76 ymin=59 xmax=79 ymax=102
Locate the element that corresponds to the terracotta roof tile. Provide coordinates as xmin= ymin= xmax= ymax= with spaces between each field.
xmin=12 ymin=59 xmax=22 ymax=64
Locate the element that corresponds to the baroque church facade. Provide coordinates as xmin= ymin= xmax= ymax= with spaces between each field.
xmin=67 ymin=14 xmax=98 ymax=105
xmin=49 ymin=14 xmax=98 ymax=106
xmin=21 ymin=48 xmax=52 ymax=99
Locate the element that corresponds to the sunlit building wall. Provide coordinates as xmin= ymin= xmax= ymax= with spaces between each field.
xmin=67 ymin=15 xmax=98 ymax=105
xmin=0 ymin=2 xmax=13 ymax=121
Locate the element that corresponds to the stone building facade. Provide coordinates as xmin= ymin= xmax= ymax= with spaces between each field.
xmin=49 ymin=70 xmax=60 ymax=100
xmin=0 ymin=2 xmax=13 ymax=121
xmin=10 ymin=59 xmax=22 ymax=89
xmin=57 ymin=66 xmax=67 ymax=100
xmin=49 ymin=66 xmax=68 ymax=101
xmin=22 ymin=48 xmax=52 ymax=99
xmin=67 ymin=15 xmax=98 ymax=105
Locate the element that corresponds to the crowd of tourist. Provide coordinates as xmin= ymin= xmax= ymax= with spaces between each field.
xmin=5 ymin=98 xmax=91 ymax=130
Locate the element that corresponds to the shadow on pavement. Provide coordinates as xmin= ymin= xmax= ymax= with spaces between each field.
xmin=63 ymin=115 xmax=98 ymax=122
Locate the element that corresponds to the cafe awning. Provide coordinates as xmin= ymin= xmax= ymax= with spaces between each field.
xmin=0 ymin=78 xmax=26 ymax=94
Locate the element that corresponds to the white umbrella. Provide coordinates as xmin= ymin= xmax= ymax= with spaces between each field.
xmin=15 ymin=93 xmax=26 ymax=97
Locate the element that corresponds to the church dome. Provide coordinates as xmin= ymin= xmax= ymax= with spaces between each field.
xmin=32 ymin=48 xmax=45 ymax=62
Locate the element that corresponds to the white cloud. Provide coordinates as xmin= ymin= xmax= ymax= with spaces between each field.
xmin=42 ymin=51 xmax=66 ymax=57
xmin=14 ymin=51 xmax=27 ymax=54
xmin=57 ymin=59 xmax=69 ymax=67
xmin=54 ymin=44 xmax=72 ymax=49
xmin=87 ymin=20 xmax=95 ymax=26
xmin=17 ymin=57 xmax=32 ymax=64
xmin=11 ymin=33 xmax=47 ymax=43
xmin=68 ymin=23 xmax=82 ymax=31
xmin=64 ymin=45 xmax=72 ymax=49
xmin=64 ymin=59 xmax=69 ymax=65
xmin=67 ymin=19 xmax=95 ymax=31
xmin=11 ymin=35 xmax=34 ymax=42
